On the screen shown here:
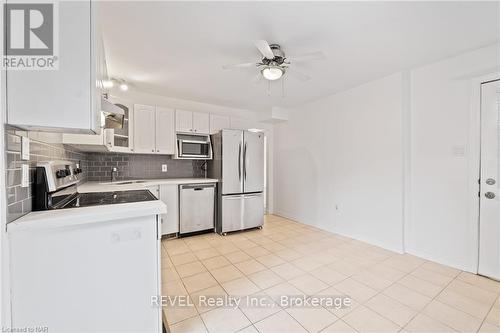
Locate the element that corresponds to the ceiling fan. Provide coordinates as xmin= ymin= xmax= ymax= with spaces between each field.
xmin=222 ymin=40 xmax=325 ymax=83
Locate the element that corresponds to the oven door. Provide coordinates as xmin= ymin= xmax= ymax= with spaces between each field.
xmin=178 ymin=140 xmax=212 ymax=159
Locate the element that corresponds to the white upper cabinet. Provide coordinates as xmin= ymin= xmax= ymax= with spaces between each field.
xmin=175 ymin=110 xmax=210 ymax=134
xmin=133 ymin=104 xmax=156 ymax=154
xmin=210 ymin=114 xmax=231 ymax=134
xmin=192 ymin=112 xmax=210 ymax=134
xmin=155 ymin=107 xmax=175 ymax=154
xmin=6 ymin=0 xmax=103 ymax=133
xmin=175 ymin=110 xmax=194 ymax=133
xmin=108 ymin=96 xmax=134 ymax=153
xmin=134 ymin=104 xmax=175 ymax=155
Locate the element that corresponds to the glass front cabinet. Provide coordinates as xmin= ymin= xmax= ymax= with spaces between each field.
xmin=107 ymin=96 xmax=134 ymax=153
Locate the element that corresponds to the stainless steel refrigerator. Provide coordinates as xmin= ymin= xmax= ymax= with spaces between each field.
xmin=209 ymin=129 xmax=265 ymax=234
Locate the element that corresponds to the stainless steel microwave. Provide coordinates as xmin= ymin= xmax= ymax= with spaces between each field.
xmin=175 ymin=133 xmax=213 ymax=160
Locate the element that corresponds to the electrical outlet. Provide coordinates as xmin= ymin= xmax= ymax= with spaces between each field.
xmin=161 ymin=164 xmax=168 ymax=172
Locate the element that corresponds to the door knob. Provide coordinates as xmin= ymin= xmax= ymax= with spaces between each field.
xmin=485 ymin=192 xmax=496 ymax=199
xmin=486 ymin=178 xmax=496 ymax=185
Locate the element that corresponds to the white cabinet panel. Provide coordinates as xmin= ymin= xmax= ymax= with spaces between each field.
xmin=133 ymin=104 xmax=156 ymax=154
xmin=9 ymin=215 xmax=161 ymax=332
xmin=210 ymin=114 xmax=230 ymax=134
xmin=175 ymin=110 xmax=193 ymax=133
xmin=159 ymin=185 xmax=179 ymax=235
xmin=155 ymin=107 xmax=175 ymax=154
xmin=6 ymin=1 xmax=101 ymax=133
xmin=193 ymin=112 xmax=210 ymax=134
xmin=175 ymin=110 xmax=210 ymax=134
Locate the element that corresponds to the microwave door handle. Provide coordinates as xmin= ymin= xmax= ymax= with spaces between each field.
xmin=178 ymin=140 xmax=183 ymax=157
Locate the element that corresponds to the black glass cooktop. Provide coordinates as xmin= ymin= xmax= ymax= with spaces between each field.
xmin=61 ymin=190 xmax=157 ymax=208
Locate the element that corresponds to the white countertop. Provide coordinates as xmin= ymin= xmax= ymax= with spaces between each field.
xmin=77 ymin=178 xmax=218 ymax=193
xmin=7 ymin=200 xmax=167 ymax=232
xmin=8 ymin=178 xmax=216 ymax=232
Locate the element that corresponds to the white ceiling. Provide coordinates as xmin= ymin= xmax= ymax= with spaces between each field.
xmin=99 ymin=1 xmax=499 ymax=112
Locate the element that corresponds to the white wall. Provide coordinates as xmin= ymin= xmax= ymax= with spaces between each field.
xmin=273 ymin=43 xmax=500 ymax=271
xmin=407 ymin=44 xmax=500 ymax=271
xmin=274 ymin=73 xmax=404 ymax=252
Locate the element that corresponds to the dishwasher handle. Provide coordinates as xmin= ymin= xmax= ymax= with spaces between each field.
xmin=180 ymin=183 xmax=216 ymax=190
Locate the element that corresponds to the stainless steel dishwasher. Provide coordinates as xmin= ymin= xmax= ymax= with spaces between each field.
xmin=179 ymin=183 xmax=216 ymax=235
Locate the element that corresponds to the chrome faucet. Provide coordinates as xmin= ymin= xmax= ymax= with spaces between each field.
xmin=111 ymin=167 xmax=118 ymax=182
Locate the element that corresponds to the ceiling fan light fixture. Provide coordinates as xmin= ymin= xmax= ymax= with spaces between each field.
xmin=261 ymin=66 xmax=284 ymax=81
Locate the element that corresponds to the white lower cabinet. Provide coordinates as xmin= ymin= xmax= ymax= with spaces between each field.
xmin=147 ymin=185 xmax=179 ymax=235
xmin=9 ymin=215 xmax=161 ymax=332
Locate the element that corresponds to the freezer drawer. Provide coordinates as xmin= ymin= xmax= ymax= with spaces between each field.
xmin=180 ymin=184 xmax=215 ymax=234
xmin=221 ymin=193 xmax=264 ymax=234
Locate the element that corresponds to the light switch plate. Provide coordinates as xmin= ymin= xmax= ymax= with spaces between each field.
xmin=161 ymin=164 xmax=168 ymax=172
xmin=21 ymin=136 xmax=30 ymax=160
xmin=21 ymin=164 xmax=29 ymax=187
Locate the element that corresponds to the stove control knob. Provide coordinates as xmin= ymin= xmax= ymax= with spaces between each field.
xmin=56 ymin=170 xmax=66 ymax=178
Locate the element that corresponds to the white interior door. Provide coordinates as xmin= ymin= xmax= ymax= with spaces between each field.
xmin=478 ymin=79 xmax=500 ymax=280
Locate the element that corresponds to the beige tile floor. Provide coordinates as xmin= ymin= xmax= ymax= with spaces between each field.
xmin=161 ymin=215 xmax=500 ymax=333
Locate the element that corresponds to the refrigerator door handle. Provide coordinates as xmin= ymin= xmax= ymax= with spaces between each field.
xmin=243 ymin=142 xmax=247 ymax=181
xmin=238 ymin=142 xmax=242 ymax=181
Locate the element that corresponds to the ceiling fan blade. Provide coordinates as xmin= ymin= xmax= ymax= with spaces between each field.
xmin=287 ymin=70 xmax=311 ymax=82
xmin=222 ymin=62 xmax=257 ymax=70
xmin=288 ymin=51 xmax=325 ymax=63
xmin=255 ymin=40 xmax=275 ymax=60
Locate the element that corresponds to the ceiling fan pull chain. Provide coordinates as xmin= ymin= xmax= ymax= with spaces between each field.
xmin=267 ymin=80 xmax=271 ymax=96
xmin=282 ymin=76 xmax=285 ymax=98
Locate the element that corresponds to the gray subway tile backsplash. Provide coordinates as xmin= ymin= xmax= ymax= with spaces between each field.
xmin=5 ymin=126 xmax=88 ymax=223
xmin=86 ymin=152 xmax=206 ymax=181
xmin=5 ymin=125 xmax=208 ymax=223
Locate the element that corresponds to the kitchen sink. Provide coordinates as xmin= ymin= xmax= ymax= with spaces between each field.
xmin=104 ymin=180 xmax=148 ymax=185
